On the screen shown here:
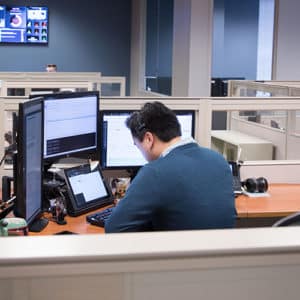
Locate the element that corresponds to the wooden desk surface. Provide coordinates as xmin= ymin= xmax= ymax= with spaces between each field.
xmin=3 ymin=184 xmax=299 ymax=235
xmin=236 ymin=184 xmax=300 ymax=218
xmin=29 ymin=206 xmax=110 ymax=236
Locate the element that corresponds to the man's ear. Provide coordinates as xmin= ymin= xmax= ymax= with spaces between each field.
xmin=143 ymin=131 xmax=154 ymax=148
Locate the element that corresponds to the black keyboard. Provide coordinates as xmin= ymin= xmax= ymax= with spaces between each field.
xmin=86 ymin=207 xmax=115 ymax=227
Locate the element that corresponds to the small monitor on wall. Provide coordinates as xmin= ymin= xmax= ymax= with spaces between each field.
xmin=0 ymin=6 xmax=48 ymax=44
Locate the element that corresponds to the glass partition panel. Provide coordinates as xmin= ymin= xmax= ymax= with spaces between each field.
xmin=211 ymin=109 xmax=300 ymax=161
xmin=101 ymin=83 xmax=122 ymax=96
xmin=6 ymin=87 xmax=90 ymax=97
xmin=239 ymin=88 xmax=288 ymax=97
xmin=7 ymin=88 xmax=26 ymax=96
xmin=228 ymin=80 xmax=290 ymax=97
xmin=290 ymin=88 xmax=300 ymax=96
xmin=238 ymin=110 xmax=287 ymax=131
xmin=295 ymin=110 xmax=300 ymax=135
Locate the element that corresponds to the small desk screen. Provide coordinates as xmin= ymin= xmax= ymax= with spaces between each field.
xmin=67 ymin=168 xmax=109 ymax=205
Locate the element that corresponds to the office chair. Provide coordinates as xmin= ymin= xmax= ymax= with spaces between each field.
xmin=272 ymin=211 xmax=300 ymax=227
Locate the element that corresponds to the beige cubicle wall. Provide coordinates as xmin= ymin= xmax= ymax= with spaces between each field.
xmin=226 ymin=80 xmax=300 ymax=160
xmin=101 ymin=76 xmax=126 ymax=97
xmin=1 ymin=96 xmax=300 ymax=300
xmin=0 ymin=72 xmax=102 ymax=96
xmin=227 ymin=80 xmax=300 ymax=97
xmin=93 ymin=96 xmax=300 ymax=183
xmin=2 ymin=228 xmax=300 ymax=300
xmin=1 ymin=96 xmax=300 ymax=184
xmin=0 ymin=72 xmax=126 ymax=97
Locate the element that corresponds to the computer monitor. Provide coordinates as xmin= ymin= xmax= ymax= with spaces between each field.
xmin=100 ymin=109 xmax=195 ymax=170
xmin=42 ymin=91 xmax=99 ymax=163
xmin=14 ymin=97 xmax=48 ymax=232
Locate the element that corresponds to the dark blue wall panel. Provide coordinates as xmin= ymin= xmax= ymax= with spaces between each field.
xmin=0 ymin=0 xmax=131 ymax=92
xmin=146 ymin=0 xmax=173 ymax=76
xmin=145 ymin=0 xmax=173 ymax=95
xmin=213 ymin=0 xmax=259 ymax=80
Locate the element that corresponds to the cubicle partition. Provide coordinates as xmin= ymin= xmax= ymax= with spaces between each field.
xmin=0 ymin=72 xmax=102 ymax=96
xmin=227 ymin=80 xmax=300 ymax=97
xmin=0 ymin=72 xmax=126 ymax=97
xmin=1 ymin=95 xmax=300 ymax=184
xmin=102 ymin=96 xmax=300 ymax=183
xmin=226 ymin=80 xmax=300 ymax=160
xmin=1 ymin=228 xmax=300 ymax=300
xmin=1 ymin=94 xmax=300 ymax=299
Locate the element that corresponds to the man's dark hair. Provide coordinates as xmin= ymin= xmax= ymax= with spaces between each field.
xmin=125 ymin=102 xmax=181 ymax=142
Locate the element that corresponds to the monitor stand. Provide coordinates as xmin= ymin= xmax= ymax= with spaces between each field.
xmin=29 ymin=217 xmax=49 ymax=233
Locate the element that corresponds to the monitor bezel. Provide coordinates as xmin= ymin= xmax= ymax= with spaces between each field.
xmin=42 ymin=91 xmax=100 ymax=164
xmin=14 ymin=97 xmax=44 ymax=226
xmin=63 ymin=163 xmax=114 ymax=216
xmin=174 ymin=109 xmax=196 ymax=138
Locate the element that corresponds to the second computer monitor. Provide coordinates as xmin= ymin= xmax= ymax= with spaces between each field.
xmin=100 ymin=109 xmax=195 ymax=169
xmin=43 ymin=91 xmax=99 ymax=162
xmin=14 ymin=97 xmax=48 ymax=232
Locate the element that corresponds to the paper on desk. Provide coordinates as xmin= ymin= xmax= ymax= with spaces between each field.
xmin=242 ymin=191 xmax=270 ymax=198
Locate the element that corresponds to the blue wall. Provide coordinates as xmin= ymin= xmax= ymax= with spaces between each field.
xmin=145 ymin=0 xmax=173 ymax=95
xmin=0 ymin=0 xmax=131 ymax=91
xmin=212 ymin=0 xmax=259 ymax=80
xmin=146 ymin=0 xmax=173 ymax=77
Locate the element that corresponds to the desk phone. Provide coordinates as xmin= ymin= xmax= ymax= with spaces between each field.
xmin=228 ymin=161 xmax=242 ymax=195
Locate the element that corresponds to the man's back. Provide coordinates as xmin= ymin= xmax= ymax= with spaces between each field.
xmin=105 ymin=143 xmax=236 ymax=233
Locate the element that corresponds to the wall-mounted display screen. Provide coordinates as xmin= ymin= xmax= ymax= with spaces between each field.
xmin=0 ymin=6 xmax=48 ymax=44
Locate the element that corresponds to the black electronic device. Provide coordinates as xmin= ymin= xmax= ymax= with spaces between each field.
xmin=228 ymin=161 xmax=242 ymax=195
xmin=270 ymin=119 xmax=280 ymax=129
xmin=86 ymin=206 xmax=115 ymax=227
xmin=100 ymin=109 xmax=195 ymax=170
xmin=42 ymin=91 xmax=100 ymax=164
xmin=0 ymin=196 xmax=15 ymax=219
xmin=54 ymin=230 xmax=78 ymax=235
xmin=63 ymin=164 xmax=114 ymax=216
xmin=1 ymin=176 xmax=14 ymax=202
xmin=14 ymin=97 xmax=49 ymax=232
xmin=242 ymin=177 xmax=268 ymax=193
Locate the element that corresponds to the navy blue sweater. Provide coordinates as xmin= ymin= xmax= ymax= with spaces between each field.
xmin=105 ymin=143 xmax=235 ymax=232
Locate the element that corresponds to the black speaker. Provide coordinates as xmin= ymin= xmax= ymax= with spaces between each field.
xmin=242 ymin=177 xmax=268 ymax=193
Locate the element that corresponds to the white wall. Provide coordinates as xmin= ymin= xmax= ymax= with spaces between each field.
xmin=172 ymin=0 xmax=213 ymax=97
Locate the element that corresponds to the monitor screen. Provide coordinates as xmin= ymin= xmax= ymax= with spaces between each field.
xmin=63 ymin=164 xmax=113 ymax=216
xmin=43 ymin=91 xmax=99 ymax=162
xmin=14 ymin=97 xmax=48 ymax=232
xmin=100 ymin=110 xmax=195 ymax=169
xmin=0 ymin=6 xmax=48 ymax=44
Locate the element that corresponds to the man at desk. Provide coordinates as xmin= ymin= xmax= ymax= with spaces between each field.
xmin=105 ymin=102 xmax=235 ymax=233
